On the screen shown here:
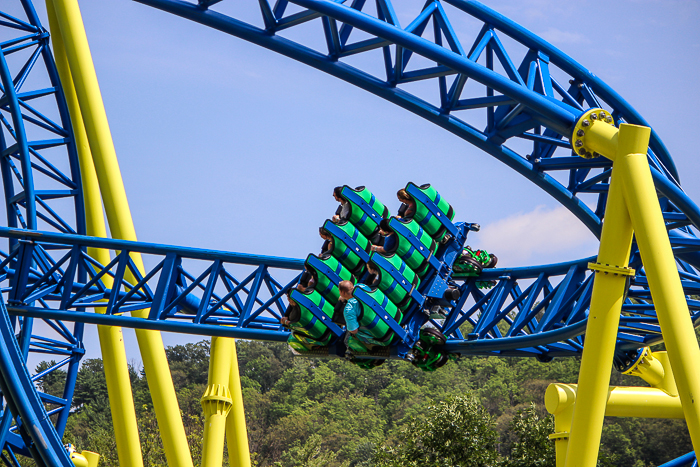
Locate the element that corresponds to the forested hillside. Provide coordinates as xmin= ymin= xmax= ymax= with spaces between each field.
xmin=37 ymin=340 xmax=692 ymax=466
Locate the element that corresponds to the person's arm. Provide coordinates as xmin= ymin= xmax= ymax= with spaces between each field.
xmin=332 ymin=205 xmax=342 ymax=222
xmin=404 ymin=202 xmax=416 ymax=219
xmin=375 ymin=234 xmax=397 ymax=254
xmin=321 ymin=239 xmax=332 ymax=255
xmin=371 ymin=244 xmax=387 ymax=254
xmin=340 ymin=202 xmax=351 ymax=221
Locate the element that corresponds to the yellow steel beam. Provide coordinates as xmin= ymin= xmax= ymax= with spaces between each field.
xmin=616 ymin=124 xmax=700 ymax=451
xmin=45 ymin=4 xmax=142 ymax=466
xmin=622 ymin=349 xmax=678 ymax=396
xmin=565 ymin=110 xmax=700 ymax=464
xmin=547 ymin=383 xmax=684 ymax=420
xmin=47 ymin=2 xmax=193 ymax=466
xmin=201 ymin=336 xmax=233 ymax=467
xmin=226 ymin=340 xmax=251 ymax=467
xmin=564 ymin=151 xmax=634 ymax=466
xmin=81 ymin=451 xmax=100 ymax=467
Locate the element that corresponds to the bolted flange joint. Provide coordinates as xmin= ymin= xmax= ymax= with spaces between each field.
xmin=201 ymin=383 xmax=233 ymax=418
xmin=571 ymin=108 xmax=615 ymax=159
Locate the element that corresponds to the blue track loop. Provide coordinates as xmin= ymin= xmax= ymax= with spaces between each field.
xmin=0 ymin=296 xmax=72 ymax=467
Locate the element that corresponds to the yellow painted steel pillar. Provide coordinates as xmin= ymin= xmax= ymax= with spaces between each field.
xmin=48 ymin=2 xmax=193 ymax=466
xmin=81 ymin=451 xmax=100 ymax=467
xmin=564 ymin=150 xmax=634 ymax=466
xmin=201 ymin=336 xmax=233 ymax=467
xmin=226 ymin=340 xmax=251 ymax=467
xmin=46 ymin=4 xmax=143 ymax=467
xmin=566 ymin=109 xmax=700 ymax=462
xmin=546 ymin=383 xmax=575 ymax=467
xmin=616 ymin=127 xmax=700 ymax=452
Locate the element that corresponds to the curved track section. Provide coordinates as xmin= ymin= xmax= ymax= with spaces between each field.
xmin=0 ymin=3 xmax=85 ymax=465
xmin=135 ymin=0 xmax=700 ymax=355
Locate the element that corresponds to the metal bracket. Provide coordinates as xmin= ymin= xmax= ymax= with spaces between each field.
xmin=587 ymin=262 xmax=635 ymax=276
xmin=571 ymin=108 xmax=615 ymax=159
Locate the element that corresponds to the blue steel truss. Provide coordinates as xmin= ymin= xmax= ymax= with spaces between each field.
xmin=0 ymin=0 xmax=698 ymax=466
xmin=0 ymin=2 xmax=85 ymax=467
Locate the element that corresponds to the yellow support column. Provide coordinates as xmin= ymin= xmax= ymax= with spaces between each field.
xmin=46 ymin=4 xmax=143 ymax=467
xmin=48 ymin=2 xmax=193 ymax=466
xmin=226 ymin=340 xmax=251 ymax=467
xmin=81 ymin=451 xmax=100 ymax=467
xmin=201 ymin=336 xmax=233 ymax=467
xmin=545 ymin=384 xmax=575 ymax=467
xmin=616 ymin=124 xmax=700 ymax=452
xmin=564 ymin=152 xmax=634 ymax=466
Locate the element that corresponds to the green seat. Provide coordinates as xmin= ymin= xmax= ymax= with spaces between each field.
xmin=340 ymin=185 xmax=389 ymax=238
xmin=305 ymin=253 xmax=354 ymax=305
xmin=389 ymin=217 xmax=437 ymax=276
xmin=323 ymin=219 xmax=370 ymax=275
xmin=405 ymin=182 xmax=455 ymax=242
xmin=352 ymin=287 xmax=403 ymax=345
xmin=287 ymin=289 xmax=336 ymax=349
xmin=369 ymin=252 xmax=420 ymax=309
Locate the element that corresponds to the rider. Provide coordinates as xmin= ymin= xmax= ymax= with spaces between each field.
xmin=396 ymin=188 xmax=416 ymax=220
xmin=338 ymin=280 xmax=384 ymax=350
xmin=331 ymin=186 xmax=351 ymax=223
xmin=370 ymin=219 xmax=398 ymax=255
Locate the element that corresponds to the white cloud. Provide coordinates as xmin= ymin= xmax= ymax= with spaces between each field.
xmin=471 ymin=205 xmax=599 ymax=268
xmin=538 ymin=28 xmax=591 ymax=46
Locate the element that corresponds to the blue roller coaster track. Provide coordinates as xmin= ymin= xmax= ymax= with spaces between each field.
xmin=0 ymin=0 xmax=698 ymax=465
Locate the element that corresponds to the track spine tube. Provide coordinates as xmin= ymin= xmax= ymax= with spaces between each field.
xmin=47 ymin=1 xmax=194 ymax=466
xmin=45 ymin=4 xmax=144 ymax=465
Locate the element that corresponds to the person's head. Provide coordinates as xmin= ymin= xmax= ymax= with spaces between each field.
xmin=397 ymin=188 xmax=411 ymax=203
xmin=367 ymin=262 xmax=378 ymax=275
xmin=333 ymin=186 xmax=343 ymax=202
xmin=339 ymin=280 xmax=355 ymax=300
xmin=319 ymin=227 xmax=331 ymax=241
xmin=379 ymin=218 xmax=392 ymax=235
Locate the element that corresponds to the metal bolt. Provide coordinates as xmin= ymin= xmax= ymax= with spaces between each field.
xmin=599 ymin=112 xmax=606 ymax=120
xmin=576 ymin=129 xmax=584 ymax=137
xmin=586 ymin=152 xmax=593 ymax=158
xmin=582 ymin=119 xmax=590 ymax=127
xmin=575 ymin=140 xmax=583 ymax=147
xmin=606 ymin=117 xmax=613 ymax=123
xmin=593 ymin=152 xmax=602 ymax=158
xmin=591 ymin=113 xmax=598 ymax=120
xmin=578 ymin=148 xmax=586 ymax=155
xmin=534 ymin=158 xmax=541 ymax=164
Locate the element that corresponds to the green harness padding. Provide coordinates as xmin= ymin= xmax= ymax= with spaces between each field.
xmin=305 ymin=253 xmax=354 ymax=305
xmin=323 ymin=219 xmax=370 ymax=275
xmin=354 ymin=288 xmax=403 ymax=344
xmin=406 ymin=182 xmax=455 ymax=242
xmin=453 ymin=247 xmax=496 ymax=277
xmin=390 ymin=217 xmax=437 ymax=276
xmin=370 ymin=252 xmax=420 ymax=310
xmin=341 ymin=185 xmax=389 ymax=238
xmin=287 ymin=289 xmax=335 ymax=347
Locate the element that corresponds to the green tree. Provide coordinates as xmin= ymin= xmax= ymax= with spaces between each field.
xmin=501 ymin=403 xmax=555 ymax=467
xmin=374 ymin=394 xmax=498 ymax=467
xmin=275 ymin=434 xmax=349 ymax=467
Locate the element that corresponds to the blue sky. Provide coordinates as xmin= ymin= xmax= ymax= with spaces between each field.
xmin=27 ymin=0 xmax=700 ymax=364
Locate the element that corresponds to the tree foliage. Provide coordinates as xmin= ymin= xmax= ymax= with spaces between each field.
xmin=36 ymin=340 xmax=692 ymax=466
xmin=373 ymin=394 xmax=498 ymax=467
